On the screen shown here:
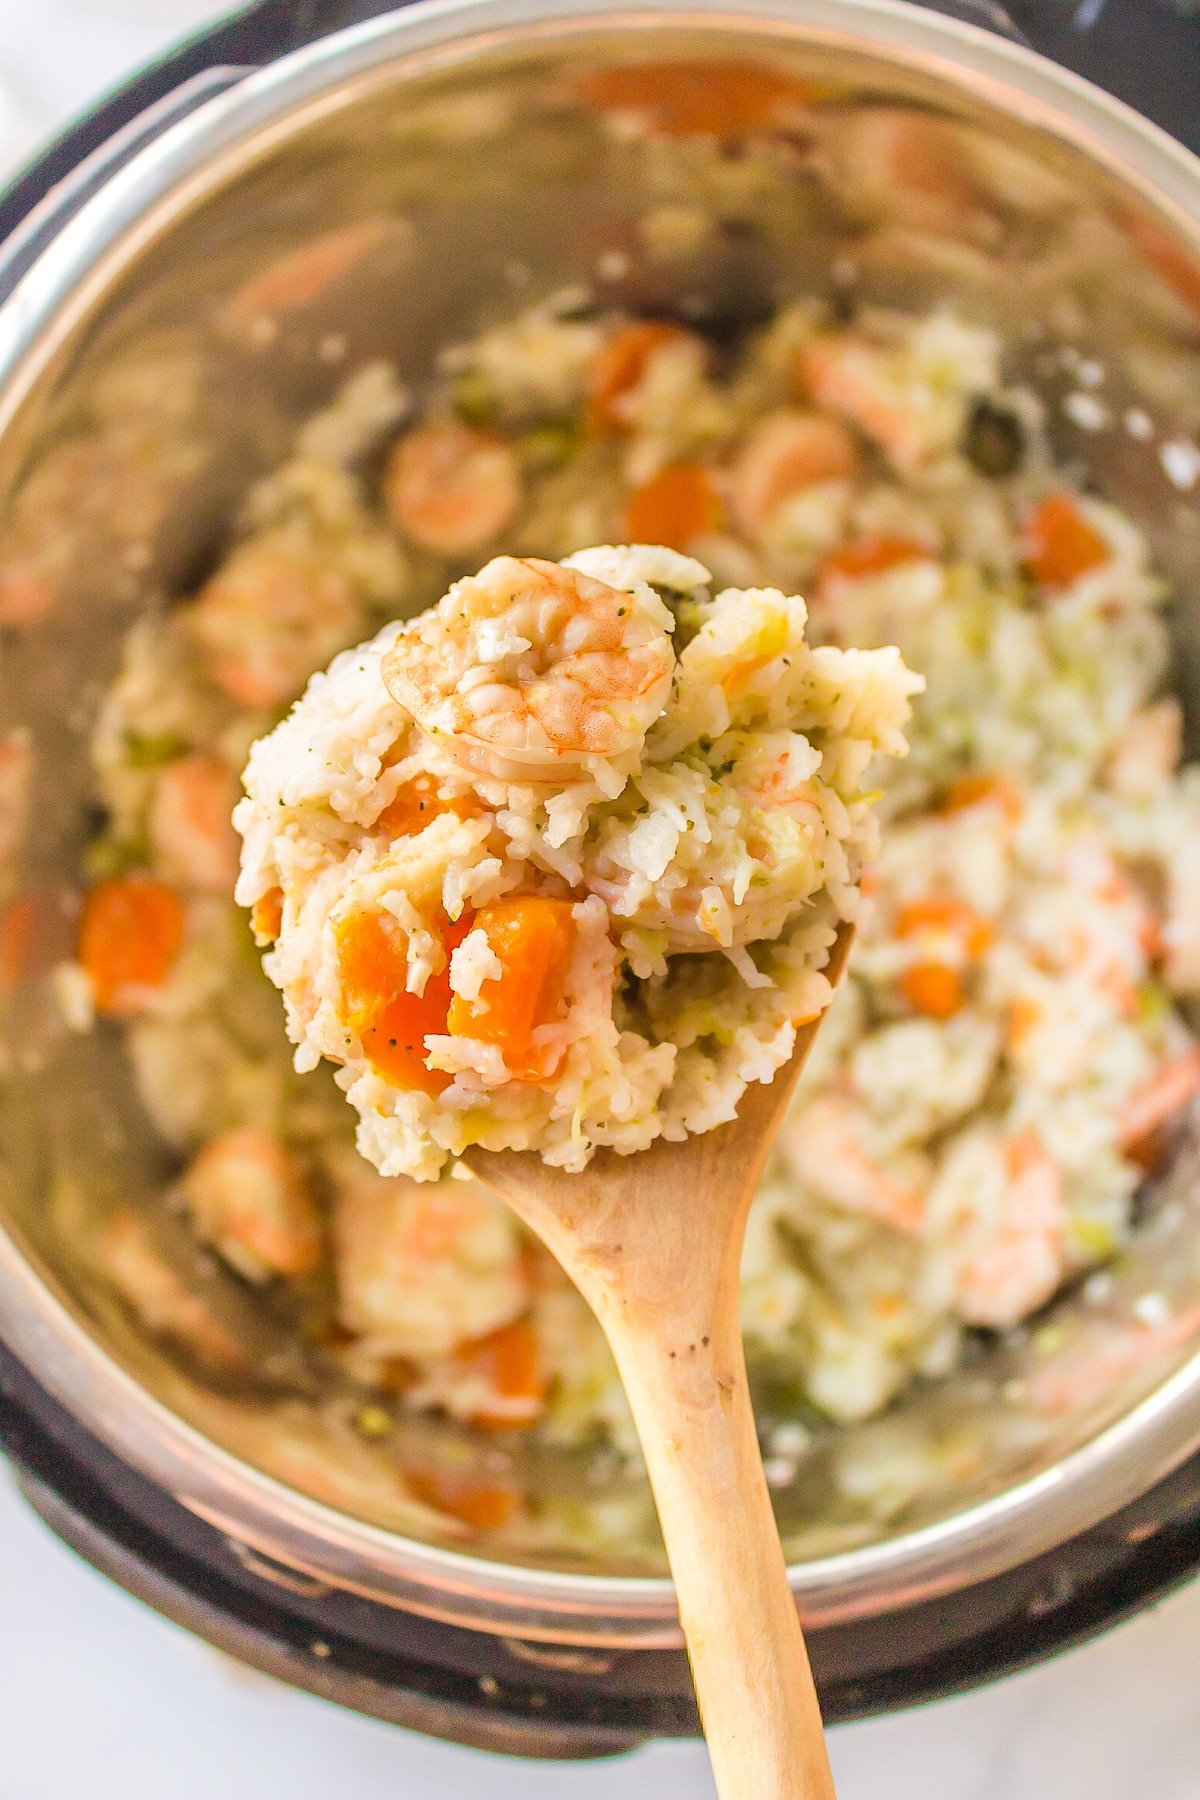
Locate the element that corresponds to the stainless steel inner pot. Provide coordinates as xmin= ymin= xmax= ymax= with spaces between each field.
xmin=1 ymin=0 xmax=1200 ymax=1653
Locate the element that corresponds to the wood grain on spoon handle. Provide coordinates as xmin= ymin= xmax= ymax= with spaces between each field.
xmin=598 ymin=1265 xmax=835 ymax=1800
xmin=466 ymin=925 xmax=852 ymax=1799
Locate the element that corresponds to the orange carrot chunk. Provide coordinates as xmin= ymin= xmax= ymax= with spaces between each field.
xmin=447 ymin=897 xmax=576 ymax=1077
xmin=580 ymin=61 xmax=812 ymax=138
xmin=406 ymin=1467 xmax=521 ymax=1530
xmin=900 ymin=962 xmax=965 ymax=1019
xmin=939 ymin=772 xmax=1023 ymax=821
xmin=250 ymin=887 xmax=283 ymax=946
xmin=336 ymin=906 xmax=472 ymax=1094
xmin=817 ymin=536 xmax=932 ymax=592
xmin=624 ymin=463 xmax=722 ymax=551
xmin=455 ymin=1317 xmax=546 ymax=1430
xmin=586 ymin=321 xmax=686 ymax=434
xmin=895 ymin=896 xmax=994 ymax=958
xmin=79 ymin=876 xmax=185 ymax=1016
xmin=1022 ymin=492 xmax=1110 ymax=589
xmin=375 ymin=775 xmax=472 ymax=839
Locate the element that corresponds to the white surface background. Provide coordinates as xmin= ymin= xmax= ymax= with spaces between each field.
xmin=0 ymin=6 xmax=1198 ymax=1796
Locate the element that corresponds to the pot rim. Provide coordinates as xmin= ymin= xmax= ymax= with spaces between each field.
xmin=2 ymin=0 xmax=1200 ymax=1648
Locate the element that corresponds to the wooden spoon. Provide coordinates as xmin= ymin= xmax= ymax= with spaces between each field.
xmin=465 ymin=926 xmax=851 ymax=1800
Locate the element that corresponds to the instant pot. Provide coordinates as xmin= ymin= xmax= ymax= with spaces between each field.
xmin=2 ymin=0 xmax=1200 ymax=1760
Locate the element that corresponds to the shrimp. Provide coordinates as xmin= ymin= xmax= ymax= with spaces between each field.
xmin=189 ymin=534 xmax=362 ymax=711
xmin=1027 ymin=1303 xmax=1200 ymax=1418
xmin=148 ymin=754 xmax=241 ymax=894
xmin=95 ymin=1207 xmax=244 ymax=1371
xmin=1105 ymin=698 xmax=1182 ymax=802
xmin=727 ymin=409 xmax=860 ymax=537
xmin=954 ymin=1136 xmax=1063 ymax=1329
xmin=0 ymin=729 xmax=31 ymax=885
xmin=1162 ymin=831 xmax=1200 ymax=995
xmin=799 ymin=322 xmax=993 ymax=471
xmin=1054 ymin=832 xmax=1157 ymax=1015
xmin=330 ymin=1156 xmax=528 ymax=1360
xmin=383 ymin=418 xmax=521 ymax=556
xmin=814 ymin=107 xmax=985 ymax=237
xmin=0 ymin=440 xmax=100 ymax=628
xmin=1120 ymin=209 xmax=1200 ymax=328
xmin=181 ymin=1128 xmax=323 ymax=1283
xmin=799 ymin=335 xmax=929 ymax=468
xmin=780 ymin=1094 xmax=924 ymax=1234
xmin=222 ymin=219 xmax=395 ymax=337
xmin=1117 ymin=1050 xmax=1200 ymax=1162
xmin=381 ymin=555 xmax=675 ymax=783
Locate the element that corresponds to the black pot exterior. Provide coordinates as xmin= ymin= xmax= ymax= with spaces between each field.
xmin=1 ymin=0 xmax=1200 ymax=1759
xmin=5 ymin=1328 xmax=1200 ymax=1754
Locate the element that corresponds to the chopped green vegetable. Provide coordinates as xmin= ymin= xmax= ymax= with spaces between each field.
xmin=122 ymin=731 xmax=190 ymax=771
xmin=450 ymin=373 xmax=500 ymax=429
xmin=83 ymin=831 xmax=152 ymax=881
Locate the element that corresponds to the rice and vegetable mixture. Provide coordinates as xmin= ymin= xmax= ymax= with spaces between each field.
xmin=234 ymin=545 xmax=916 ymax=1180
xmin=72 ymin=289 xmax=1200 ymax=1444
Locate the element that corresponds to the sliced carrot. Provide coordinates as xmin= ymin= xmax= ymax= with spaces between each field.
xmin=939 ymin=772 xmax=1023 ymax=822
xmin=817 ymin=535 xmax=932 ymax=594
xmin=0 ymin=895 xmax=35 ymax=989
xmin=624 ymin=463 xmax=722 ymax=551
xmin=454 ymin=1317 xmax=546 ymax=1430
xmin=1140 ymin=912 xmax=1165 ymax=962
xmin=1006 ymin=995 xmax=1042 ymax=1051
xmin=579 ymin=60 xmax=813 ymax=138
xmin=447 ymin=897 xmax=576 ymax=1078
xmin=586 ymin=321 xmax=686 ymax=435
xmin=406 ymin=1467 xmax=520 ymax=1530
xmin=1118 ymin=1050 xmax=1200 ymax=1161
xmin=895 ymin=896 xmax=994 ymax=958
xmin=721 ymin=650 xmax=783 ymax=694
xmin=1022 ymin=492 xmax=1110 ymax=590
xmin=79 ymin=876 xmax=184 ymax=1016
xmin=376 ymin=776 xmax=472 ymax=839
xmin=250 ymin=887 xmax=283 ymax=946
xmin=900 ymin=961 xmax=965 ymax=1019
xmin=336 ymin=906 xmax=473 ymax=1094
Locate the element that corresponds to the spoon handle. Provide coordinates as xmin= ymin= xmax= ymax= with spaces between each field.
xmin=599 ymin=1286 xmax=838 ymax=1800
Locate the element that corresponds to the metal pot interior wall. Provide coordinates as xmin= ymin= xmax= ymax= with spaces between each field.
xmin=0 ymin=0 xmax=1199 ymax=1654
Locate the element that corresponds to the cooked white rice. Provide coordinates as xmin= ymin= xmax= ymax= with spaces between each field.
xmin=72 ymin=286 xmax=1200 ymax=1453
xmin=234 ymin=545 xmax=918 ymax=1180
